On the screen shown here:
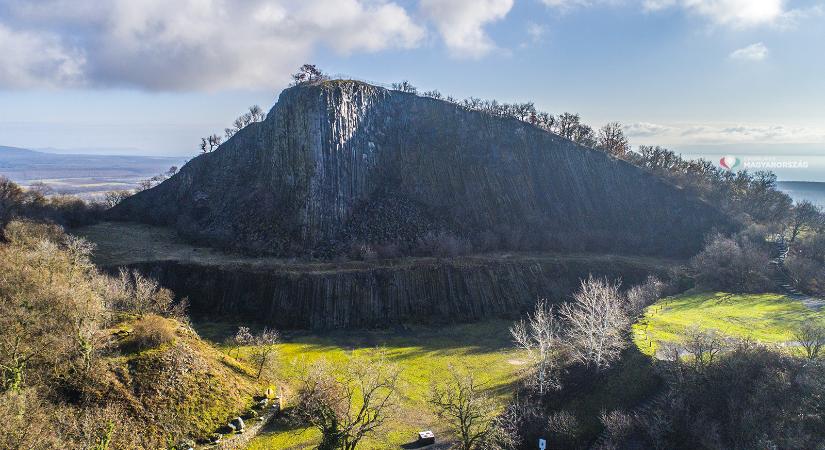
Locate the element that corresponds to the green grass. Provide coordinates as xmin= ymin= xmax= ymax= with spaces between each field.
xmin=194 ymin=320 xmax=525 ymax=450
xmin=633 ymin=291 xmax=825 ymax=356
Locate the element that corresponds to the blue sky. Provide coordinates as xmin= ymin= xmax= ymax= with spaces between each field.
xmin=0 ymin=0 xmax=823 ymax=179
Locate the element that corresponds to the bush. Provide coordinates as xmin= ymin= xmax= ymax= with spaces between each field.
xmin=626 ymin=276 xmax=665 ymax=317
xmin=690 ymin=233 xmax=773 ymax=293
xmin=414 ymin=231 xmax=473 ymax=257
xmin=785 ymin=254 xmax=825 ymax=296
xmin=131 ymin=315 xmax=177 ymax=350
xmin=107 ymin=268 xmax=177 ymax=315
xmin=596 ymin=345 xmax=825 ymax=449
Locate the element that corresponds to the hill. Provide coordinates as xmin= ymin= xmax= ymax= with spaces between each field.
xmin=0 ymin=220 xmax=266 ymax=449
xmin=110 ymin=80 xmax=729 ymax=258
xmin=0 ymin=145 xmax=185 ymax=198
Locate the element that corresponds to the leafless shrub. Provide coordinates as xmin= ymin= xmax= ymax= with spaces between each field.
xmin=546 ymin=410 xmax=580 ymax=449
xmin=130 ymin=314 xmax=176 ymax=351
xmin=682 ymin=326 xmax=726 ymax=371
xmin=291 ymin=354 xmax=399 ymax=450
xmin=227 ymin=326 xmax=254 ymax=357
xmin=793 ymin=319 xmax=825 ymax=359
xmin=510 ymin=299 xmax=565 ymax=394
xmin=559 ymin=276 xmax=630 ymax=371
xmin=599 ymin=409 xmax=635 ymax=442
xmin=103 ymin=190 xmax=133 ymax=208
xmin=348 ymin=241 xmax=377 ymax=260
xmin=108 ymin=269 xmax=175 ymax=315
xmin=249 ymin=328 xmax=280 ymax=379
xmin=415 ymin=231 xmax=472 ymax=257
xmin=691 ymin=233 xmax=773 ymax=293
xmin=785 ymin=255 xmax=825 ymax=296
xmin=626 ymin=276 xmax=665 ymax=318
xmin=430 ymin=366 xmax=497 ymax=450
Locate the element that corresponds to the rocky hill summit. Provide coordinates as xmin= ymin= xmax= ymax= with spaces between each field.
xmin=110 ymin=79 xmax=729 ymax=257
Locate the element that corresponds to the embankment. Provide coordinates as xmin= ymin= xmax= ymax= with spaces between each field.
xmin=80 ymin=221 xmax=676 ymax=329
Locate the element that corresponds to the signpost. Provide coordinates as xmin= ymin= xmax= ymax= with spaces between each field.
xmin=539 ymin=438 xmax=547 ymax=449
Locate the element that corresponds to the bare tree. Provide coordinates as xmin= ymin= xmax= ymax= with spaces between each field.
xmin=513 ymin=102 xmax=536 ymax=122
xmin=572 ymin=124 xmax=597 ymax=147
xmin=682 ymin=326 xmax=726 ymax=371
xmin=103 ymin=190 xmax=132 ymax=208
xmin=788 ymin=200 xmax=822 ymax=243
xmin=391 ymin=80 xmax=417 ymax=94
xmin=536 ymin=112 xmax=555 ymax=131
xmin=228 ymin=326 xmax=253 ymax=358
xmin=422 ymin=90 xmax=442 ymax=99
xmin=793 ymin=319 xmax=825 ymax=360
xmin=596 ymin=122 xmax=630 ymax=157
xmin=691 ymin=234 xmax=773 ymax=293
xmin=430 ymin=366 xmax=498 ymax=450
xmin=207 ymin=134 xmax=222 ymax=151
xmin=559 ymin=276 xmax=629 ymax=371
xmin=510 ymin=299 xmax=565 ymax=395
xmin=249 ymin=328 xmax=279 ymax=379
xmin=248 ymin=104 xmax=266 ymax=122
xmin=555 ymin=113 xmax=581 ymax=139
xmin=292 ymin=355 xmax=399 ymax=450
xmin=626 ymin=276 xmax=665 ymax=318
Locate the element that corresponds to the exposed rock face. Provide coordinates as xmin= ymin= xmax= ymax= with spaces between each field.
xmin=110 ymin=80 xmax=728 ymax=257
xmin=121 ymin=254 xmax=671 ymax=329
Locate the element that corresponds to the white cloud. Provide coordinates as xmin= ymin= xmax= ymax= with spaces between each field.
xmin=0 ymin=0 xmax=425 ymax=91
xmin=527 ymin=22 xmax=547 ymax=42
xmin=644 ymin=0 xmax=798 ymax=28
xmin=625 ymin=122 xmax=673 ymax=137
xmin=626 ymin=121 xmax=825 ymax=145
xmin=681 ymin=0 xmax=785 ymax=27
xmin=419 ymin=0 xmax=514 ymax=59
xmin=0 ymin=24 xmax=85 ymax=88
xmin=729 ymin=42 xmax=769 ymax=61
xmin=540 ymin=0 xmax=598 ymax=9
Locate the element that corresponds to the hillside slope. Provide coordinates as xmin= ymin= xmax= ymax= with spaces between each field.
xmin=110 ymin=80 xmax=729 ymax=257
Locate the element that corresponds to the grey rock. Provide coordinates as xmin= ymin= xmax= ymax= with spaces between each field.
xmin=110 ymin=80 xmax=729 ymax=259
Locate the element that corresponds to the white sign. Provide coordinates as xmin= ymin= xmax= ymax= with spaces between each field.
xmin=538 ymin=438 xmax=547 ymax=450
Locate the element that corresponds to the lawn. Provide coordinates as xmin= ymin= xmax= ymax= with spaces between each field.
xmin=194 ymin=320 xmax=525 ymax=449
xmin=633 ymin=291 xmax=825 ymax=357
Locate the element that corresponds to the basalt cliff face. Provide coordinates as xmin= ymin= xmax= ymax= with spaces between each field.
xmin=115 ymin=255 xmax=671 ymax=329
xmin=110 ymin=80 xmax=728 ymax=257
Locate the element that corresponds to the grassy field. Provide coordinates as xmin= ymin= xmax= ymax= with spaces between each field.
xmin=633 ymin=291 xmax=825 ymax=356
xmin=194 ymin=320 xmax=525 ymax=449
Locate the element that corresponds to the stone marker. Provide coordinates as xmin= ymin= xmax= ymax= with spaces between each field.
xmin=228 ymin=416 xmax=245 ymax=433
xmin=417 ymin=430 xmax=435 ymax=445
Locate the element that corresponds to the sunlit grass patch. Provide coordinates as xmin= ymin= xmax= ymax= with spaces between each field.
xmin=196 ymin=320 xmax=525 ymax=449
xmin=633 ymin=291 xmax=824 ymax=356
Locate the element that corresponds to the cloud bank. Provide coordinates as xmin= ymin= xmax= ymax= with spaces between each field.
xmin=0 ymin=0 xmax=425 ymax=90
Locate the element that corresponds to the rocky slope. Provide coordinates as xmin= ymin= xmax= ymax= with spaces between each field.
xmin=125 ymin=255 xmax=671 ymax=329
xmin=110 ymin=80 xmax=729 ymax=257
xmin=78 ymin=222 xmax=677 ymax=329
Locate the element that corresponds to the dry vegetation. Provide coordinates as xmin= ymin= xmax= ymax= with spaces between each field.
xmin=0 ymin=220 xmax=264 ymax=449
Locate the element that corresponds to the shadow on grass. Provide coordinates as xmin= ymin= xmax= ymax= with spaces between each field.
xmin=193 ymin=319 xmax=517 ymax=355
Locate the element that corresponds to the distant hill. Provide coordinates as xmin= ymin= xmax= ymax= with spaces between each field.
xmin=0 ymin=146 xmax=187 ymax=198
xmin=778 ymin=181 xmax=825 ymax=207
xmin=111 ymin=79 xmax=731 ymax=258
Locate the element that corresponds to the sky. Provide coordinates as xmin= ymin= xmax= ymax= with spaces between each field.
xmin=0 ymin=0 xmax=823 ymax=180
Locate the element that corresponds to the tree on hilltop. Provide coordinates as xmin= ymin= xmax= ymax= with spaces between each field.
xmin=597 ymin=122 xmax=630 ymax=157
xmin=291 ymin=64 xmax=328 ymax=85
